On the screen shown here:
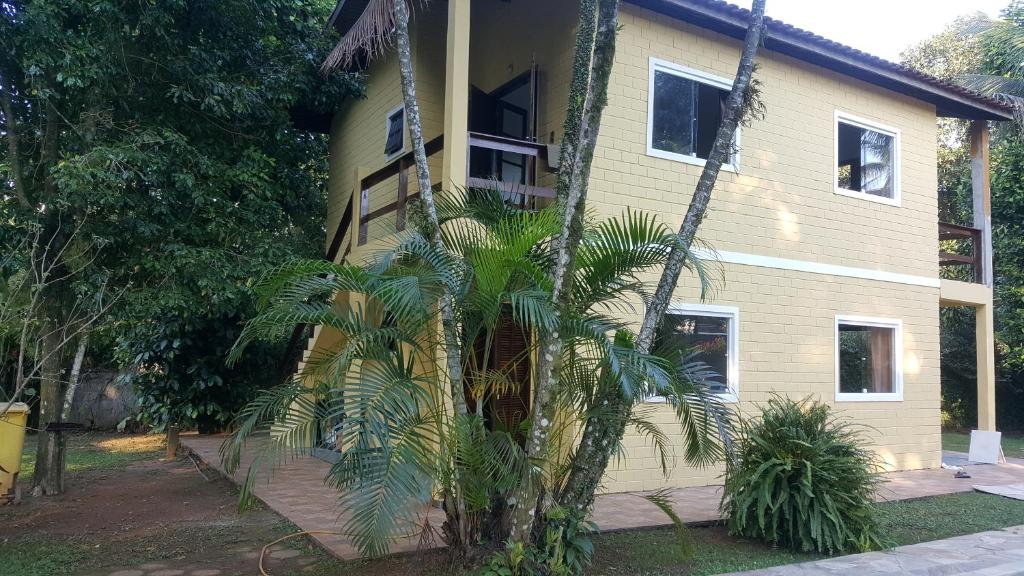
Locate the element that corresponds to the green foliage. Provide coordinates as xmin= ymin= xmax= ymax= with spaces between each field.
xmin=902 ymin=7 xmax=1024 ymax=431
xmin=1 ymin=0 xmax=362 ymax=428
xmin=722 ymin=396 xmax=883 ymax=555
xmin=481 ymin=508 xmax=596 ymax=576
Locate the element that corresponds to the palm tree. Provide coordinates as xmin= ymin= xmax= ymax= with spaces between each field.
xmin=223 ymin=189 xmax=730 ymax=558
xmin=960 ymin=4 xmax=1024 ymax=116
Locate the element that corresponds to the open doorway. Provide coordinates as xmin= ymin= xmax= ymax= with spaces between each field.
xmin=468 ymin=68 xmax=538 ymax=204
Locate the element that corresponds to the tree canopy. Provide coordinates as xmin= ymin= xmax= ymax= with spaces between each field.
xmin=1 ymin=0 xmax=362 ymax=431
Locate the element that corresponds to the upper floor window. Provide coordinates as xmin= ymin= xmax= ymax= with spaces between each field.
xmin=647 ymin=58 xmax=738 ymax=169
xmin=385 ymin=105 xmax=405 ymax=160
xmin=835 ymin=315 xmax=903 ymax=402
xmin=834 ymin=112 xmax=900 ymax=206
xmin=652 ymin=303 xmax=739 ymax=402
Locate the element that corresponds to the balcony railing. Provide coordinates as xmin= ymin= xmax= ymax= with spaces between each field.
xmin=354 ymin=132 xmax=555 ymax=247
xmin=939 ymin=221 xmax=983 ymax=283
xmin=281 ymin=132 xmax=556 ymax=375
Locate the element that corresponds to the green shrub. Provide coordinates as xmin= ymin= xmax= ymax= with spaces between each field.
xmin=721 ymin=396 xmax=883 ymax=555
xmin=479 ymin=507 xmax=595 ymax=576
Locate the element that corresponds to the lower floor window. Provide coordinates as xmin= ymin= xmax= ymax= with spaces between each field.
xmin=835 ymin=316 xmax=902 ymax=401
xmin=655 ymin=304 xmax=739 ymax=401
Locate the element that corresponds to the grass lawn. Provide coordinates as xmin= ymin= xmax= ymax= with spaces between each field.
xmin=18 ymin=432 xmax=165 ymax=480
xmin=942 ymin=430 xmax=1024 ymax=459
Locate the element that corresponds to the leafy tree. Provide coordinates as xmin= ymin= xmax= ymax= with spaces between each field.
xmin=1 ymin=0 xmax=361 ymax=492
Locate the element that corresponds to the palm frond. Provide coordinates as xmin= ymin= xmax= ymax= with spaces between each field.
xmin=322 ymin=0 xmax=398 ymax=72
xmin=638 ymin=489 xmax=694 ymax=558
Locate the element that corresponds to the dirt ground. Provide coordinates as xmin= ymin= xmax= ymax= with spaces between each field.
xmin=0 ymin=433 xmax=337 ymax=576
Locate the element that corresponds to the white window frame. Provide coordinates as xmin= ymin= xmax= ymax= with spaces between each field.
xmin=384 ymin=103 xmax=407 ymax=162
xmin=649 ymin=303 xmax=740 ymax=404
xmin=834 ymin=315 xmax=903 ymax=402
xmin=646 ymin=58 xmax=740 ymax=172
xmin=833 ymin=111 xmax=901 ymax=207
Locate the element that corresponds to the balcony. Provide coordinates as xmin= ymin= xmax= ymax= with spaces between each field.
xmin=938 ymin=222 xmax=984 ymax=284
xmin=347 ymin=132 xmax=555 ymax=249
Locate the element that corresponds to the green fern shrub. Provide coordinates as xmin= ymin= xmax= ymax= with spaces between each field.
xmin=721 ymin=396 xmax=883 ymax=555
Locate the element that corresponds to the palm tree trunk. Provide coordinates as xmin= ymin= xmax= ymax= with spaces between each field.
xmin=558 ymin=0 xmax=768 ymax=516
xmin=391 ymin=0 xmax=473 ymax=552
xmin=511 ymin=0 xmax=620 ymax=542
xmin=392 ymin=0 xmax=467 ymax=417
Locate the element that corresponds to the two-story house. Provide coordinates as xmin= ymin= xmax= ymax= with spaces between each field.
xmin=296 ymin=0 xmax=1011 ymax=492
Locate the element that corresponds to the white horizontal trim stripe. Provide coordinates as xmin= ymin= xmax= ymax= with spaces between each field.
xmin=692 ymin=248 xmax=940 ymax=288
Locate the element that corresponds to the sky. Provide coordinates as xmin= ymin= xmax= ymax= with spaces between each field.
xmin=728 ymin=0 xmax=1009 ymax=62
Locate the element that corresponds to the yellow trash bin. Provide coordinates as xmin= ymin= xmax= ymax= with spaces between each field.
xmin=0 ymin=402 xmax=30 ymax=504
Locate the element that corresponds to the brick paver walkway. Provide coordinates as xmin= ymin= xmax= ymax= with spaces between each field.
xmin=721 ymin=525 xmax=1024 ymax=575
xmin=182 ymin=434 xmax=1024 ymax=560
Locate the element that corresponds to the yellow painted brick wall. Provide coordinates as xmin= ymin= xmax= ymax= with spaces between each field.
xmin=596 ymin=5 xmax=942 ymax=492
xmin=326 ymin=5 xmax=448 ymax=260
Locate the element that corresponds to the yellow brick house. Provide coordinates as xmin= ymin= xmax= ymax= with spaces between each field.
xmin=295 ymin=0 xmax=1012 ymax=492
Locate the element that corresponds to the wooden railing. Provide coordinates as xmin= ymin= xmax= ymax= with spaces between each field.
xmin=357 ymin=135 xmax=445 ymax=246
xmin=939 ymin=221 xmax=984 ymax=283
xmin=280 ymin=131 xmax=556 ymax=375
xmin=466 ymin=131 xmax=556 ymax=203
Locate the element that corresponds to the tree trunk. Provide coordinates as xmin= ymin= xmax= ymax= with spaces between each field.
xmin=392 ymin=0 xmax=466 ymax=415
xmin=32 ymin=326 xmax=68 ymax=496
xmin=511 ymin=0 xmax=621 ymax=542
xmin=392 ymin=0 xmax=472 ymax=552
xmin=558 ymin=0 xmax=769 ymax=516
xmin=61 ymin=334 xmax=88 ymax=421
xmin=0 ymin=71 xmax=31 ymax=209
xmin=166 ymin=425 xmax=181 ymax=460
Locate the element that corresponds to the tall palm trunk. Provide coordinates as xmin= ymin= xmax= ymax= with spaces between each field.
xmin=391 ymin=0 xmax=472 ymax=551
xmin=511 ymin=0 xmax=621 ymax=542
xmin=392 ymin=0 xmax=466 ymax=415
xmin=558 ymin=0 xmax=769 ymax=515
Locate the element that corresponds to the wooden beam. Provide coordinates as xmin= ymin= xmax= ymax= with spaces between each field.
xmin=970 ymin=121 xmax=993 ymax=287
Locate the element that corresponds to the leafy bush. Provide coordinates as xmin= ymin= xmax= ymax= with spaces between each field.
xmin=721 ymin=396 xmax=883 ymax=554
xmin=480 ymin=507 xmax=595 ymax=576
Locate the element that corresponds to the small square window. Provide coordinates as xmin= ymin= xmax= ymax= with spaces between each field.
xmin=835 ymin=316 xmax=902 ymax=402
xmin=647 ymin=59 xmax=738 ymax=169
xmin=385 ymin=106 xmax=405 ymax=159
xmin=652 ymin=304 xmax=739 ymax=401
xmin=835 ymin=112 xmax=900 ymax=204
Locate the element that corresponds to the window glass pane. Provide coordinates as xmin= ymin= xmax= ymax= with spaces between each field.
xmin=838 ymin=323 xmax=894 ymax=394
xmin=651 ymin=69 xmax=732 ymax=162
xmin=656 ymin=313 xmax=731 ymax=394
xmin=837 ymin=121 xmax=895 ymax=198
xmin=385 ymin=109 xmax=404 ymax=156
xmin=652 ymin=70 xmax=695 ymax=156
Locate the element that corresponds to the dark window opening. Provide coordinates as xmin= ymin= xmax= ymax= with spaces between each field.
xmin=651 ymin=69 xmax=731 ymax=162
xmin=837 ymin=120 xmax=895 ymax=199
xmin=654 ymin=312 xmax=731 ymax=394
xmin=838 ymin=323 xmax=895 ymax=394
xmin=385 ymin=108 xmax=404 ymax=157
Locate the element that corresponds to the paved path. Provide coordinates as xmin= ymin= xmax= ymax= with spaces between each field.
xmin=722 ymin=525 xmax=1024 ymax=575
xmin=182 ymin=434 xmax=1024 ymax=560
